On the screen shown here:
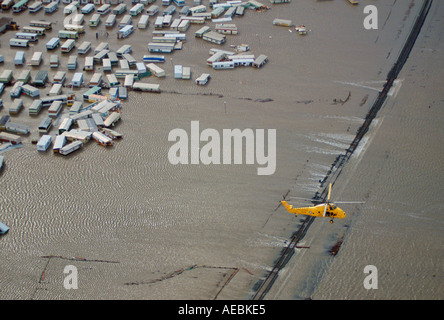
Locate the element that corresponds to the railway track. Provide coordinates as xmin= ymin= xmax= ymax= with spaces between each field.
xmin=250 ymin=0 xmax=433 ymax=300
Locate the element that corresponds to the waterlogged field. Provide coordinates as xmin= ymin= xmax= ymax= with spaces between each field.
xmin=0 ymin=0 xmax=441 ymax=301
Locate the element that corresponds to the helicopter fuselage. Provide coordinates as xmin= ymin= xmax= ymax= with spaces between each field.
xmin=281 ymin=201 xmax=346 ymax=219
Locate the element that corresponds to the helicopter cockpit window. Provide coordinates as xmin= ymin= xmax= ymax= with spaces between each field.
xmin=330 ymin=204 xmax=337 ymax=210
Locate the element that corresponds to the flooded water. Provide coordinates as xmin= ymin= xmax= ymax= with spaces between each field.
xmin=0 ymin=0 xmax=442 ymax=300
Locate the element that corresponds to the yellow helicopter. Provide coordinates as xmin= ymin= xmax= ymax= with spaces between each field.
xmin=281 ymin=183 xmax=363 ymax=223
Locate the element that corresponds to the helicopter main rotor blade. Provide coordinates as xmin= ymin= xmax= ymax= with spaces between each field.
xmin=323 ymin=203 xmax=328 ymax=217
xmin=288 ymin=196 xmax=323 ymax=202
xmin=334 ymin=201 xmax=366 ymax=204
xmin=327 ymin=183 xmax=332 ymax=202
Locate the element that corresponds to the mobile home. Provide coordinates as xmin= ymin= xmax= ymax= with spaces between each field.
xmin=64 ymin=24 xmax=85 ymax=34
xmin=72 ymin=13 xmax=84 ymax=25
xmin=9 ymin=98 xmax=23 ymax=115
xmin=81 ymin=3 xmax=94 ymax=14
xmin=92 ymin=131 xmax=113 ymax=146
xmin=115 ymin=69 xmax=139 ymax=80
xmin=49 ymin=83 xmax=63 ymax=96
xmin=269 ymin=0 xmax=291 ymax=3
xmin=147 ymin=42 xmax=175 ymax=53
xmin=103 ymin=58 xmax=112 ymax=71
xmin=91 ymin=117 xmax=107 ymax=132
xmin=38 ymin=117 xmax=52 ymax=133
xmin=12 ymin=0 xmax=29 ymax=13
xmin=147 ymin=5 xmax=159 ymax=16
xmin=64 ymin=3 xmax=77 ymax=15
xmin=70 ymin=101 xmax=82 ymax=115
xmin=61 ymin=39 xmax=76 ymax=53
xmin=93 ymin=49 xmax=109 ymax=63
xmin=107 ymin=52 xmax=119 ymax=65
xmin=50 ymin=54 xmax=59 ymax=68
xmin=0 ymin=221 xmax=9 ymax=235
xmin=118 ymin=25 xmax=134 ymax=38
xmin=113 ymin=3 xmax=127 ymax=15
xmin=202 ymin=31 xmax=225 ymax=44
xmin=162 ymin=14 xmax=172 ymax=27
xmin=138 ymin=14 xmax=149 ymax=29
xmin=44 ymin=2 xmax=58 ymax=14
xmin=235 ymin=5 xmax=245 ymax=16
xmin=215 ymin=23 xmax=238 ymax=35
xmin=129 ymin=3 xmax=144 ymax=16
xmin=195 ymin=73 xmax=210 ymax=85
xmin=72 ymin=72 xmax=83 ymax=87
xmin=179 ymin=5 xmax=190 ymax=15
xmin=154 ymin=16 xmax=164 ymax=29
xmin=14 ymin=51 xmax=25 ymax=66
xmin=89 ymin=72 xmax=102 ymax=87
xmin=41 ymin=94 xmax=70 ymax=108
xmin=170 ymin=18 xmax=181 ymax=30
xmin=0 ymin=70 xmax=13 ymax=84
xmin=59 ymin=30 xmax=79 ymax=39
xmin=48 ymin=100 xmax=63 ymax=117
xmin=58 ymin=117 xmax=73 ymax=135
xmin=180 ymin=16 xmax=205 ymax=24
xmin=30 ymin=20 xmax=52 ymax=30
xmin=89 ymin=13 xmax=101 ymax=27
xmin=84 ymin=56 xmax=94 ymax=71
xmin=116 ymin=44 xmax=132 ymax=57
xmin=104 ymin=112 xmax=121 ymax=127
xmin=118 ymin=59 xmax=129 ymax=70
xmin=252 ymin=54 xmax=268 ymax=68
xmin=16 ymin=70 xmax=31 ymax=83
xmin=0 ymin=132 xmax=22 ymax=144
xmin=37 ymin=135 xmax=52 ymax=151
xmin=174 ymin=65 xmax=182 ymax=78
xmin=122 ymin=53 xmax=137 ymax=66
xmin=15 ymin=32 xmax=38 ymax=42
xmin=212 ymin=60 xmax=234 ymax=69
xmin=30 ymin=52 xmax=43 ymax=66
xmin=178 ymin=20 xmax=190 ymax=32
xmin=67 ymin=55 xmax=78 ymax=70
xmin=146 ymin=63 xmax=165 ymax=77
xmin=83 ymin=85 xmax=101 ymax=100
xmin=10 ymin=38 xmax=30 ymax=47
xmin=105 ymin=14 xmax=116 ymax=27
xmin=207 ymin=51 xmax=226 ymax=65
xmin=162 ymin=5 xmax=175 ymax=16
xmin=273 ymin=18 xmax=293 ymax=27
xmin=195 ymin=25 xmax=210 ymax=38
xmin=118 ymin=86 xmax=127 ymax=100
xmin=46 ymin=37 xmax=60 ymax=50
xmin=132 ymin=82 xmax=160 ymax=93
xmin=123 ymin=74 xmax=134 ymax=87
xmin=21 ymin=84 xmax=40 ymax=97
xmin=106 ymin=74 xmax=119 ymax=87
xmin=28 ymin=99 xmax=43 ymax=115
xmin=53 ymin=71 xmax=66 ymax=84
xmin=211 ymin=7 xmax=224 ymax=18
xmin=173 ymin=0 xmax=185 ymax=6
xmin=94 ymin=42 xmax=109 ymax=54
xmin=59 ymin=140 xmax=83 ymax=156
xmin=136 ymin=62 xmax=147 ymax=76
xmin=97 ymin=4 xmax=110 ymax=15
xmin=9 ymin=81 xmax=23 ymax=98
xmin=143 ymin=55 xmax=165 ymax=63
xmin=53 ymin=134 xmax=66 ymax=153
xmin=1 ymin=0 xmax=14 ymax=10
xmin=182 ymin=67 xmax=191 ymax=79
xmin=78 ymin=41 xmax=91 ymax=54
xmin=5 ymin=122 xmax=30 ymax=135
xmin=119 ymin=14 xmax=132 ymax=28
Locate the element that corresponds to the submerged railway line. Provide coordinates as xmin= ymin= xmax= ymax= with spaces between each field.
xmin=250 ymin=0 xmax=433 ymax=300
